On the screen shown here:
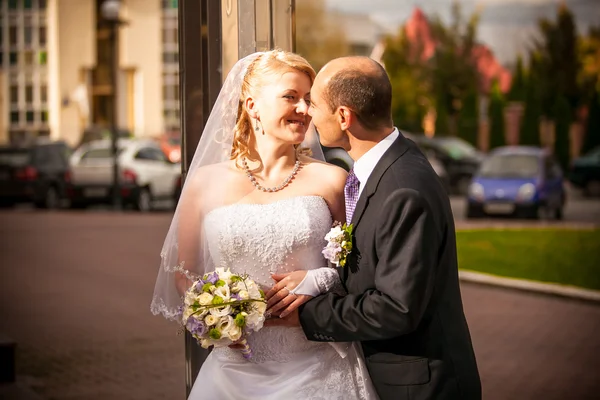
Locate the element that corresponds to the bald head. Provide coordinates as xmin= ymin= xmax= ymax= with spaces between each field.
xmin=316 ymin=57 xmax=393 ymax=131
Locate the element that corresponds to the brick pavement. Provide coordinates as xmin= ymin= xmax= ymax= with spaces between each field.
xmin=1 ymin=210 xmax=599 ymax=400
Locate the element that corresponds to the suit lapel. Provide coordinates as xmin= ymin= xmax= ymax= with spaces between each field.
xmin=350 ymin=134 xmax=410 ymax=229
xmin=342 ymin=134 xmax=411 ymax=282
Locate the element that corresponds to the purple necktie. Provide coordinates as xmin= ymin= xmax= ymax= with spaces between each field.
xmin=345 ymin=169 xmax=360 ymax=223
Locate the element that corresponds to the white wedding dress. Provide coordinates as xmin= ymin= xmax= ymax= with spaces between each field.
xmin=188 ymin=195 xmax=377 ymax=400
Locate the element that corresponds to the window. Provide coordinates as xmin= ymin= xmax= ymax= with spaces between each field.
xmin=10 ymin=85 xmax=19 ymax=104
xmin=38 ymin=26 xmax=46 ymax=46
xmin=40 ymin=110 xmax=48 ymax=122
xmin=10 ymin=111 xmax=20 ymax=123
xmin=24 ymin=50 xmax=33 ymax=65
xmin=9 ymin=26 xmax=18 ymax=46
xmin=25 ymin=85 xmax=33 ymax=103
xmin=82 ymin=148 xmax=112 ymax=160
xmin=24 ymin=26 xmax=33 ymax=46
xmin=26 ymin=111 xmax=35 ymax=123
xmin=9 ymin=51 xmax=17 ymax=65
xmin=24 ymin=0 xmax=31 ymax=9
xmin=38 ymin=0 xmax=46 ymax=9
xmin=38 ymin=50 xmax=46 ymax=64
xmin=8 ymin=0 xmax=17 ymax=10
xmin=40 ymin=84 xmax=47 ymax=103
xmin=135 ymin=147 xmax=167 ymax=162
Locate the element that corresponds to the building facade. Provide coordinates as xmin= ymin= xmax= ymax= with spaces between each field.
xmin=0 ymin=0 xmax=179 ymax=147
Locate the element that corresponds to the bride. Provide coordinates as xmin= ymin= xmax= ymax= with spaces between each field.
xmin=151 ymin=50 xmax=378 ymax=399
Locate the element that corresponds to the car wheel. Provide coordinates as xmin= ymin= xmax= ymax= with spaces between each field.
xmin=35 ymin=186 xmax=59 ymax=209
xmin=554 ymin=205 xmax=564 ymax=220
xmin=585 ymin=180 xmax=600 ymax=197
xmin=135 ymin=187 xmax=153 ymax=212
xmin=454 ymin=177 xmax=471 ymax=196
xmin=466 ymin=206 xmax=483 ymax=219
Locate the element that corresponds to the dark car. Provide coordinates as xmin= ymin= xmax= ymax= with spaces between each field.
xmin=569 ymin=146 xmax=600 ymax=197
xmin=404 ymin=133 xmax=483 ymax=194
xmin=0 ymin=140 xmax=72 ymax=209
xmin=466 ymin=146 xmax=566 ymax=219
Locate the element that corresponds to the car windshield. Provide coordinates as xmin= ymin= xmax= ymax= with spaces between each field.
xmin=435 ymin=137 xmax=479 ymax=159
xmin=479 ymin=154 xmax=540 ymax=178
xmin=0 ymin=149 xmax=31 ymax=167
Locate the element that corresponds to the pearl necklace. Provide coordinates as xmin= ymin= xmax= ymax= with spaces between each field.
xmin=242 ymin=157 xmax=301 ymax=193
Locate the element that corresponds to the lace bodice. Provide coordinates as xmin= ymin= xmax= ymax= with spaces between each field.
xmin=203 ymin=195 xmax=336 ymax=363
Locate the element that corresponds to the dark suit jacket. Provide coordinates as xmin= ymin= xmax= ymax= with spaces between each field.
xmin=299 ymin=133 xmax=481 ymax=400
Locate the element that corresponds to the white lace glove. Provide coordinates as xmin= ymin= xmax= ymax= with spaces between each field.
xmin=289 ymin=267 xmax=345 ymax=297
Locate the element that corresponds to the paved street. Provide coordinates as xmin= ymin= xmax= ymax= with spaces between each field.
xmin=1 ymin=210 xmax=599 ymax=399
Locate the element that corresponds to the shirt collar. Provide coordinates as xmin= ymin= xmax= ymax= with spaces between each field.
xmin=353 ymin=128 xmax=399 ymax=186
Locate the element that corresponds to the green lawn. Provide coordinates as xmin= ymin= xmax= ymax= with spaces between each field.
xmin=456 ymin=228 xmax=600 ymax=291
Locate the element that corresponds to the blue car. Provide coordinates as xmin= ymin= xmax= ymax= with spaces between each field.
xmin=466 ymin=146 xmax=566 ymax=219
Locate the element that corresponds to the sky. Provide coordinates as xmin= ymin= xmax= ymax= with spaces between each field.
xmin=325 ymin=0 xmax=600 ymax=66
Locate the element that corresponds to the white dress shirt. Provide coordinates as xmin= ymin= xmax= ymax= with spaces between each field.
xmin=353 ymin=128 xmax=399 ymax=197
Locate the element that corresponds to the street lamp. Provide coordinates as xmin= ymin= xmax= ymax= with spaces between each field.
xmin=101 ymin=0 xmax=124 ymax=210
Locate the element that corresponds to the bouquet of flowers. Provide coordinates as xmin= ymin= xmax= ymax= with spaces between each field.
xmin=322 ymin=221 xmax=353 ymax=267
xmin=181 ymin=267 xmax=267 ymax=359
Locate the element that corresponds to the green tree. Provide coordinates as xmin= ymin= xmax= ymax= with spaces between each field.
xmin=553 ymin=96 xmax=572 ymax=170
xmin=457 ymin=84 xmax=479 ymax=146
xmin=428 ymin=3 xmax=480 ymax=134
xmin=532 ymin=4 xmax=580 ymax=115
xmin=382 ymin=31 xmax=430 ymax=131
xmin=582 ymin=90 xmax=600 ymax=154
xmin=520 ymin=66 xmax=542 ymax=146
xmin=295 ymin=0 xmax=350 ymax=72
xmin=488 ymin=82 xmax=505 ymax=149
xmin=508 ymin=55 xmax=526 ymax=102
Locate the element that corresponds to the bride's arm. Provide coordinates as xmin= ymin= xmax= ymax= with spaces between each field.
xmin=266 ymin=163 xmax=347 ymax=314
xmin=175 ymin=173 xmax=205 ymax=296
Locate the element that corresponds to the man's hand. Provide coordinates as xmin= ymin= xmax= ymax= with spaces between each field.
xmin=264 ymin=308 xmax=300 ymax=328
xmin=266 ymin=271 xmax=312 ymax=317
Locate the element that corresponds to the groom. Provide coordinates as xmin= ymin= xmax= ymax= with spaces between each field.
xmin=269 ymin=56 xmax=481 ymax=400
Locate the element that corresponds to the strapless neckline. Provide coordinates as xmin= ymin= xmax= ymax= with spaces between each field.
xmin=205 ymin=195 xmax=329 ymax=220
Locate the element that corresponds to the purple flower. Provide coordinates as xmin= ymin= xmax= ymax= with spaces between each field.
xmin=231 ymin=293 xmax=242 ymax=301
xmin=186 ymin=317 xmax=207 ymax=337
xmin=206 ymin=272 xmax=219 ymax=284
xmin=194 ymin=280 xmax=206 ymax=291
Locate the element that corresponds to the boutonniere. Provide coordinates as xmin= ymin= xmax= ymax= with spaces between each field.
xmin=322 ymin=221 xmax=353 ymax=267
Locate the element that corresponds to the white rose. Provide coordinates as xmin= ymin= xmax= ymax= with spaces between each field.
xmin=325 ymin=226 xmax=343 ymax=241
xmin=198 ymin=292 xmax=213 ymax=305
xmin=205 ymin=314 xmax=218 ymax=326
xmin=227 ymin=325 xmax=243 ymax=342
xmin=238 ymin=290 xmax=249 ymax=300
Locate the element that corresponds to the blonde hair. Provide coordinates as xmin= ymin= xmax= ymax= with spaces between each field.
xmin=230 ymin=50 xmax=316 ymax=162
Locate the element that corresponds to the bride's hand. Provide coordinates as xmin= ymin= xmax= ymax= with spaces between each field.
xmin=266 ymin=271 xmax=312 ymax=317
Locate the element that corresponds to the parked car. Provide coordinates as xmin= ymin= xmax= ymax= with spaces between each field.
xmin=68 ymin=139 xmax=180 ymax=211
xmin=568 ymin=146 xmax=600 ymax=197
xmin=77 ymin=126 xmax=133 ymax=149
xmin=405 ymin=133 xmax=483 ymax=195
xmin=466 ymin=146 xmax=566 ymax=219
xmin=157 ymin=131 xmax=182 ymax=164
xmin=0 ymin=140 xmax=72 ymax=209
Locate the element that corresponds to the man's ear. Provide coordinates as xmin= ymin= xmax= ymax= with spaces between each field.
xmin=245 ymin=96 xmax=259 ymax=119
xmin=337 ymin=106 xmax=354 ymax=131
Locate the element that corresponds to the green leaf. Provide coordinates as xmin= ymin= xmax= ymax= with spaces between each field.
xmin=202 ymin=283 xmax=213 ymax=293
xmin=215 ymin=279 xmax=226 ymax=287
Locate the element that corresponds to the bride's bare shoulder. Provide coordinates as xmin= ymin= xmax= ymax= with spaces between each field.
xmin=299 ymin=155 xmax=347 ymax=184
xmin=185 ymin=161 xmax=237 ymax=188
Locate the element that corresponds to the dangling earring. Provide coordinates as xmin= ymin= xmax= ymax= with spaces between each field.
xmin=255 ymin=119 xmax=264 ymax=135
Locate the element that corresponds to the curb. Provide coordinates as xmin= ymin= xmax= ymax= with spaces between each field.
xmin=459 ymin=270 xmax=600 ymax=303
